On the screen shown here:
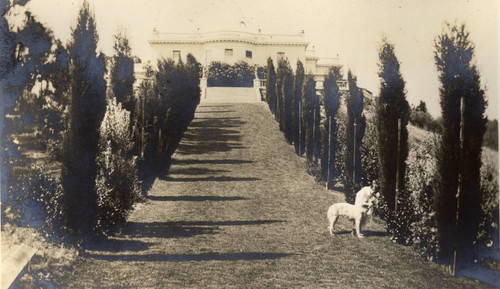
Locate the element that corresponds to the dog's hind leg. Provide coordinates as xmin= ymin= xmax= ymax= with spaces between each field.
xmin=327 ymin=213 xmax=338 ymax=235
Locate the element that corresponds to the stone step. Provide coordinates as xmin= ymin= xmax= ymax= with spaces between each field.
xmin=202 ymin=87 xmax=260 ymax=103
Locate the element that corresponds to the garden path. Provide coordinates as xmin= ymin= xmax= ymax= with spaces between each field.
xmin=57 ymin=101 xmax=485 ymax=288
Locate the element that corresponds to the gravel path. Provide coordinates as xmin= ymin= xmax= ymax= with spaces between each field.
xmin=58 ymin=102 xmax=486 ymax=288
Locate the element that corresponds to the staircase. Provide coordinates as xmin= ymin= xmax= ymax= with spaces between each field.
xmin=201 ymin=87 xmax=261 ymax=103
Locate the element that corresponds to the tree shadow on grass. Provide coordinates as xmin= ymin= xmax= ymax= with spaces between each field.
xmin=173 ymin=159 xmax=253 ymax=165
xmin=146 ymin=195 xmax=248 ymax=202
xmin=121 ymin=222 xmax=219 ymax=239
xmin=121 ymin=220 xmax=283 ymax=239
xmin=195 ymin=110 xmax=236 ymax=114
xmin=167 ymin=167 xmax=230 ymax=175
xmin=83 ymin=238 xmax=154 ymax=252
xmin=87 ymin=252 xmax=291 ymax=262
xmin=161 ymin=176 xmax=261 ymax=182
xmin=176 ymin=142 xmax=248 ymax=155
xmin=163 ymin=220 xmax=284 ymax=226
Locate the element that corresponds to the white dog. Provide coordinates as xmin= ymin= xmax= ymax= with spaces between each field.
xmin=327 ymin=181 xmax=379 ymax=238
xmin=355 ymin=181 xmax=380 ymax=229
xmin=327 ymin=202 xmax=372 ymax=238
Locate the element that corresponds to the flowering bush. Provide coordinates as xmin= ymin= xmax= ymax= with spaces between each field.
xmin=207 ymin=61 xmax=255 ymax=87
xmin=95 ymin=97 xmax=141 ymax=234
xmin=386 ymin=135 xmax=439 ymax=257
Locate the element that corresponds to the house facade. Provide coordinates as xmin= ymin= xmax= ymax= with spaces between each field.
xmin=147 ymin=29 xmax=347 ymax=91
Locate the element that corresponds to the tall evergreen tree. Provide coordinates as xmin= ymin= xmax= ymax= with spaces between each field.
xmin=61 ymin=0 xmax=107 ymax=239
xmin=110 ymin=28 xmax=135 ymax=113
xmin=321 ymin=67 xmax=342 ymax=188
xmin=282 ymin=58 xmax=294 ymax=143
xmin=292 ymin=60 xmax=305 ymax=155
xmin=434 ymin=23 xmax=487 ymax=263
xmin=375 ymin=39 xmax=410 ymax=213
xmin=344 ymin=70 xmax=366 ymax=203
xmin=302 ymin=74 xmax=316 ymax=163
xmin=266 ymin=57 xmax=277 ymax=114
xmin=276 ymin=57 xmax=286 ymax=128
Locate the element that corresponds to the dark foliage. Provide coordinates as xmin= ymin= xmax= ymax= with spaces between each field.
xmin=280 ymin=58 xmax=294 ymax=143
xmin=265 ymin=58 xmax=277 ymax=115
xmin=275 ymin=58 xmax=285 ymax=127
xmin=110 ymin=28 xmax=135 ymax=113
xmin=344 ymin=71 xmax=365 ymax=204
xmin=434 ymin=22 xmax=487 ymax=264
xmin=153 ymin=55 xmax=201 ymax=176
xmin=375 ymin=39 xmax=410 ymax=219
xmin=483 ymin=119 xmax=498 ymax=151
xmin=302 ymin=74 xmax=317 ymax=163
xmin=292 ymin=61 xmax=305 ymax=155
xmin=61 ymin=0 xmax=107 ymax=240
xmin=320 ymin=67 xmax=342 ymax=188
xmin=207 ymin=61 xmax=254 ymax=87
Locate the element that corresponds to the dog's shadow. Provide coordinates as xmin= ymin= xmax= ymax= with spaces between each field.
xmin=333 ymin=230 xmax=389 ymax=237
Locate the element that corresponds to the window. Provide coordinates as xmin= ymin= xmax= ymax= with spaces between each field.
xmin=246 ymin=50 xmax=252 ymax=59
xmin=225 ymin=49 xmax=233 ymax=57
xmin=173 ymin=50 xmax=180 ymax=59
xmin=277 ymin=52 xmax=285 ymax=58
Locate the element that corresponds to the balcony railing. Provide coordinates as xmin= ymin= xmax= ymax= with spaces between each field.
xmin=150 ymin=30 xmax=306 ymax=44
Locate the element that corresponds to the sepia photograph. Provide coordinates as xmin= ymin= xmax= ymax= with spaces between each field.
xmin=1 ymin=0 xmax=498 ymax=287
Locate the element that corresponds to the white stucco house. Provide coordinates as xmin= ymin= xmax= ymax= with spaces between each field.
xmin=144 ymin=28 xmax=347 ymax=92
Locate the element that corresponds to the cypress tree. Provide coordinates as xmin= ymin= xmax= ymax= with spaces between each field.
xmin=282 ymin=58 xmax=294 ymax=143
xmin=321 ymin=67 xmax=342 ymax=188
xmin=292 ymin=60 xmax=305 ymax=155
xmin=434 ymin=23 xmax=487 ymax=263
xmin=266 ymin=57 xmax=277 ymax=115
xmin=302 ymin=74 xmax=316 ymax=163
xmin=61 ymin=0 xmax=106 ymax=239
xmin=276 ymin=57 xmax=285 ymax=128
xmin=110 ymin=28 xmax=135 ymax=113
xmin=344 ymin=70 xmax=366 ymax=204
xmin=375 ymin=39 xmax=410 ymax=213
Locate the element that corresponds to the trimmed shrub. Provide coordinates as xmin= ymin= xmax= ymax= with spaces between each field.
xmin=95 ymin=97 xmax=141 ymax=234
xmin=207 ymin=61 xmax=254 ymax=87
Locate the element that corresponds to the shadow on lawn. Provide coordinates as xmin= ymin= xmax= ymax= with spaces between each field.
xmin=176 ymin=142 xmax=248 ymax=155
xmin=121 ymin=220 xmax=283 ymax=239
xmin=83 ymin=238 xmax=154 ymax=252
xmin=161 ymin=176 xmax=261 ymax=182
xmin=121 ymin=222 xmax=219 ymax=239
xmin=333 ymin=230 xmax=389 ymax=237
xmin=195 ymin=110 xmax=236 ymax=114
xmin=87 ymin=252 xmax=291 ymax=262
xmin=173 ymin=159 xmax=253 ymax=165
xmin=167 ymin=167 xmax=230 ymax=175
xmin=146 ymin=195 xmax=248 ymax=202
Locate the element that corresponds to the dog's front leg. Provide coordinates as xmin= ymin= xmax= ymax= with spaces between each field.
xmin=355 ymin=217 xmax=364 ymax=238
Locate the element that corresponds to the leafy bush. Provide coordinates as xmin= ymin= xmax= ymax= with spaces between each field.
xmin=3 ymin=163 xmax=67 ymax=243
xmin=360 ymin=119 xmax=379 ymax=186
xmin=478 ymin=148 xmax=499 ymax=241
xmin=5 ymin=165 xmax=56 ymax=227
xmin=409 ymin=110 xmax=442 ymax=133
xmin=207 ymin=61 xmax=255 ymax=87
xmin=383 ymin=135 xmax=439 ymax=257
xmin=95 ymin=97 xmax=141 ymax=234
xmin=483 ymin=119 xmax=498 ymax=151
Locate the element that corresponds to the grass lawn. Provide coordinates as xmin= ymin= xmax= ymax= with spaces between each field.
xmin=42 ymin=102 xmax=491 ymax=288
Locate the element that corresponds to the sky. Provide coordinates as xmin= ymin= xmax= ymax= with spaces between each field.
xmin=23 ymin=0 xmax=499 ymax=119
